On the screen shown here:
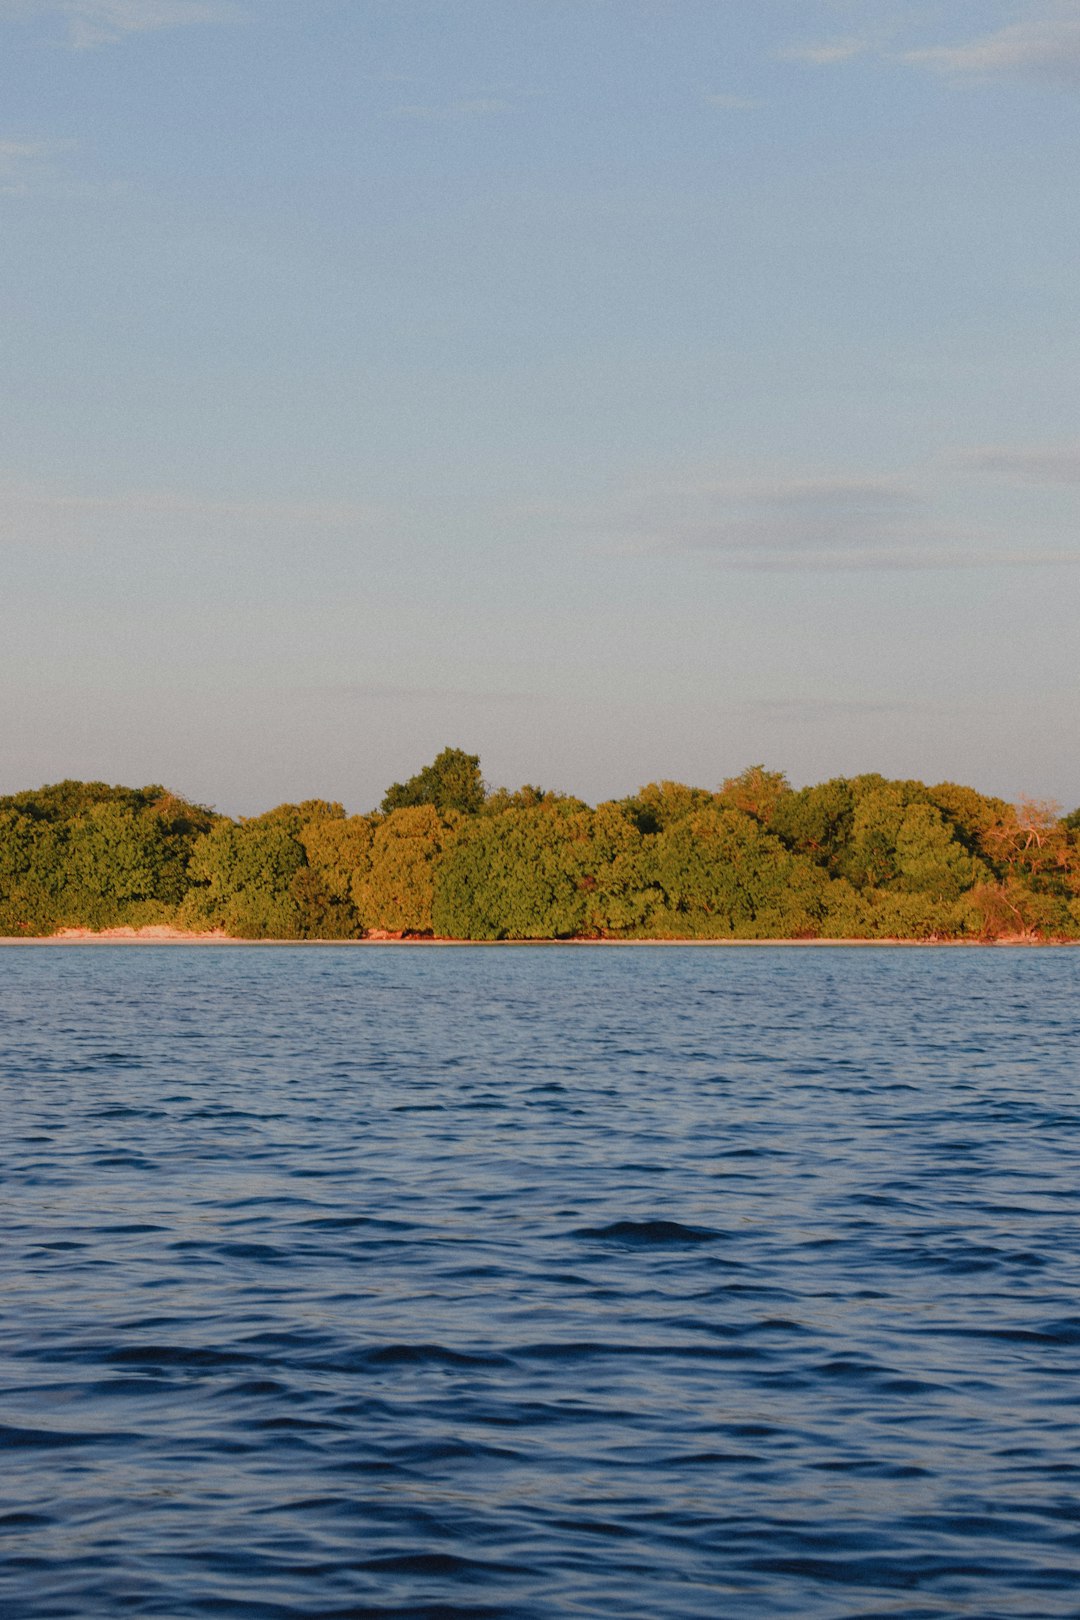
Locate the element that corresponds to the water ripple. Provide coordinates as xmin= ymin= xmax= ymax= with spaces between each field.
xmin=1 ymin=944 xmax=1078 ymax=1617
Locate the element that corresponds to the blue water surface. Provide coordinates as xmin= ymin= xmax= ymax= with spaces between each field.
xmin=1 ymin=944 xmax=1078 ymax=1618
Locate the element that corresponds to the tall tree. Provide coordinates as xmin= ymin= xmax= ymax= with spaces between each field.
xmin=354 ymin=805 xmax=451 ymax=934
xmin=380 ymin=747 xmax=485 ymax=816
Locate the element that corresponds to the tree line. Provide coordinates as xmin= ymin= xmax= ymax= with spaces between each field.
xmin=2 ymin=749 xmax=1078 ymax=940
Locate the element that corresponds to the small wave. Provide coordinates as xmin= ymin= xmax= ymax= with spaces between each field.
xmin=362 ymin=1343 xmax=512 ymax=1370
xmin=0 ymin=1422 xmax=117 ymax=1450
xmin=358 ymin=1550 xmax=534 ymax=1577
xmin=216 ymin=1241 xmax=292 ymax=1264
xmin=98 ymin=1223 xmax=169 ymax=1235
xmin=941 ymin=1318 xmax=1080 ymax=1346
xmin=104 ymin=1344 xmax=259 ymax=1371
xmin=573 ymin=1218 xmax=724 ymax=1245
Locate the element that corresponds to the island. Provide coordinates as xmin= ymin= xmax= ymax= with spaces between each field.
xmin=2 ymin=749 xmax=1078 ymax=943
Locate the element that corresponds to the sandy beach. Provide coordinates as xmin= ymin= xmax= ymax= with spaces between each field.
xmin=0 ymin=927 xmax=1065 ymax=947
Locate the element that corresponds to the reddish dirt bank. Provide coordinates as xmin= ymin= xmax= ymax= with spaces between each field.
xmin=0 ymin=928 xmax=1071 ymax=947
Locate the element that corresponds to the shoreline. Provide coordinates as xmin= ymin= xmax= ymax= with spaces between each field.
xmin=0 ymin=927 xmax=1072 ymax=948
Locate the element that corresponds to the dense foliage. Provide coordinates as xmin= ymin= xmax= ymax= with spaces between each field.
xmin=2 ymin=758 xmax=1078 ymax=939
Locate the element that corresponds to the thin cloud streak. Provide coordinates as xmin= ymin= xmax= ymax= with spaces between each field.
xmin=588 ymin=464 xmax=1080 ymax=572
xmin=697 ymin=547 xmax=1080 ymax=573
xmin=0 ymin=0 xmax=235 ymax=48
xmin=903 ymin=11 xmax=1080 ymax=84
xmin=600 ymin=473 xmax=930 ymax=563
xmin=647 ymin=476 xmax=920 ymax=509
xmin=781 ymin=38 xmax=870 ymax=66
xmin=0 ymin=137 xmax=56 ymax=162
xmin=783 ymin=8 xmax=1080 ymax=87
xmin=0 ymin=136 xmax=74 ymax=195
xmin=625 ymin=528 xmax=1080 ymax=571
xmin=953 ymin=442 xmax=1080 ymax=483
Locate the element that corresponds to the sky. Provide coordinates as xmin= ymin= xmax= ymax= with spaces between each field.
xmin=1 ymin=0 xmax=1077 ymax=816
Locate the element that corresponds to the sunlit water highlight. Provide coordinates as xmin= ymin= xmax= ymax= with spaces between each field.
xmin=1 ymin=945 xmax=1078 ymax=1618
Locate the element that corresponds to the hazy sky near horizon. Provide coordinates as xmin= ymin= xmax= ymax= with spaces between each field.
xmin=2 ymin=0 xmax=1077 ymax=815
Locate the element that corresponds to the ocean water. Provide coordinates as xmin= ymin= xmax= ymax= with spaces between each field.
xmin=1 ymin=944 xmax=1078 ymax=1620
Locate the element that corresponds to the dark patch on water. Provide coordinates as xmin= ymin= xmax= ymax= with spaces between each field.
xmin=573 ymin=1218 xmax=724 ymax=1245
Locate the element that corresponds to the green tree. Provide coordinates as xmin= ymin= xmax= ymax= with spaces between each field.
xmin=836 ymin=786 xmax=982 ymax=898
xmin=926 ymin=781 xmax=1012 ymax=859
xmin=773 ymin=776 xmax=987 ymax=915
xmin=55 ymin=802 xmax=179 ymax=929
xmin=717 ymin=765 xmax=792 ymax=826
xmin=298 ymin=812 xmax=373 ymax=937
xmin=481 ymin=783 xmax=574 ymax=815
xmin=647 ymin=806 xmax=840 ymax=938
xmin=0 ymin=784 xmax=216 ymax=935
xmin=434 ymin=804 xmax=587 ymax=939
xmin=580 ymin=801 xmax=657 ymax=935
xmin=0 ymin=779 xmax=156 ymax=824
xmin=619 ymin=780 xmax=714 ymax=836
xmin=179 ymin=811 xmax=307 ymax=938
xmin=380 ymin=747 xmax=485 ymax=816
xmin=354 ymin=804 xmax=452 ymax=934
xmin=434 ymin=800 xmax=659 ymax=940
xmin=768 ymin=777 xmax=856 ymax=870
xmin=0 ymin=810 xmax=60 ymax=935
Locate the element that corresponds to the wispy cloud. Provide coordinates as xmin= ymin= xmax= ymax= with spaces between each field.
xmin=696 ymin=546 xmax=1080 ymax=573
xmin=952 ymin=441 xmax=1080 ymax=483
xmin=0 ymin=136 xmax=74 ymax=195
xmin=604 ymin=475 xmax=923 ymax=565
xmin=685 ymin=476 xmax=918 ymax=510
xmin=391 ymin=98 xmax=509 ymax=122
xmin=0 ymin=0 xmax=234 ymax=48
xmin=903 ymin=9 xmax=1080 ymax=85
xmin=589 ymin=469 xmax=1080 ymax=572
xmin=780 ymin=37 xmax=870 ymax=67
xmin=782 ymin=7 xmax=1080 ymax=88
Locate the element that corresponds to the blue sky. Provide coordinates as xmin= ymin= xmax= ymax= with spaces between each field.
xmin=2 ymin=0 xmax=1077 ymax=814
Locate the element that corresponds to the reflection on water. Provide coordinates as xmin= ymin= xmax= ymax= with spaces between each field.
xmin=1 ymin=945 xmax=1078 ymax=1617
